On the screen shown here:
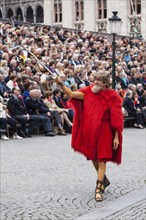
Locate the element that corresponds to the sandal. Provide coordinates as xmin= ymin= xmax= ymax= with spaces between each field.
xmin=101 ymin=175 xmax=110 ymax=193
xmin=95 ymin=180 xmax=103 ymax=202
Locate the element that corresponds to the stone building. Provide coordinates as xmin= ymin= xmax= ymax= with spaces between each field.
xmin=0 ymin=0 xmax=146 ymax=39
xmin=0 ymin=0 xmax=43 ymax=23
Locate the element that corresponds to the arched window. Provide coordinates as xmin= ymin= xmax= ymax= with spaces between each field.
xmin=97 ymin=0 xmax=107 ymax=19
xmin=7 ymin=8 xmax=13 ymax=19
xmin=130 ymin=0 xmax=141 ymax=15
xmin=16 ymin=8 xmax=23 ymax=21
xmin=36 ymin=5 xmax=44 ymax=23
xmin=75 ymin=2 xmax=79 ymax=21
xmin=75 ymin=1 xmax=84 ymax=21
xmin=0 ymin=10 xmax=2 ymax=18
xmin=26 ymin=6 xmax=34 ymax=22
xmin=54 ymin=0 xmax=62 ymax=23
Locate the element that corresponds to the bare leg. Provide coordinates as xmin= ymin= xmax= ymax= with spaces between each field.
xmin=92 ymin=160 xmax=99 ymax=173
xmin=62 ymin=112 xmax=73 ymax=127
xmin=60 ymin=113 xmax=64 ymax=126
xmin=98 ymin=162 xmax=106 ymax=181
xmin=95 ymin=162 xmax=106 ymax=201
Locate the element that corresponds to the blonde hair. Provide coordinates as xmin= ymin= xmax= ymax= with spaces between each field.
xmin=0 ymin=60 xmax=8 ymax=67
xmin=74 ymin=65 xmax=83 ymax=73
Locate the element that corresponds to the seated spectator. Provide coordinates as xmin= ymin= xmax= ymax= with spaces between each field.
xmin=0 ymin=60 xmax=9 ymax=78
xmin=128 ymin=83 xmax=137 ymax=93
xmin=0 ymin=73 xmax=11 ymax=98
xmin=70 ymin=84 xmax=77 ymax=92
xmin=33 ymin=74 xmax=46 ymax=97
xmin=122 ymin=91 xmax=144 ymax=129
xmin=116 ymin=66 xmax=129 ymax=90
xmin=36 ymin=89 xmax=67 ymax=135
xmin=136 ymin=83 xmax=144 ymax=97
xmin=69 ymin=54 xmax=80 ymax=66
xmin=6 ymin=73 xmax=18 ymax=89
xmin=7 ymin=87 xmax=39 ymax=137
xmin=25 ymin=89 xmax=56 ymax=136
xmin=141 ymin=72 xmax=146 ymax=86
xmin=53 ymin=89 xmax=62 ymax=107
xmin=59 ymin=91 xmax=74 ymax=122
xmin=0 ymin=95 xmax=22 ymax=140
xmin=44 ymin=91 xmax=72 ymax=128
xmin=41 ymin=76 xmax=54 ymax=95
xmin=139 ymin=88 xmax=146 ymax=122
xmin=16 ymin=77 xmax=25 ymax=93
xmin=22 ymin=81 xmax=34 ymax=103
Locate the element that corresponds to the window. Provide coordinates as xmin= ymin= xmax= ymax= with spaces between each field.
xmin=75 ymin=1 xmax=84 ymax=21
xmin=54 ymin=4 xmax=58 ymax=23
xmin=59 ymin=3 xmax=62 ymax=22
xmin=97 ymin=0 xmax=107 ymax=19
xmin=54 ymin=0 xmax=62 ymax=23
xmin=80 ymin=1 xmax=84 ymax=20
xmin=75 ymin=2 xmax=79 ymax=21
xmin=130 ymin=0 xmax=141 ymax=15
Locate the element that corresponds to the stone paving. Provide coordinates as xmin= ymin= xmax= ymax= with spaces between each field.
xmin=0 ymin=128 xmax=145 ymax=220
xmin=102 ymin=199 xmax=146 ymax=220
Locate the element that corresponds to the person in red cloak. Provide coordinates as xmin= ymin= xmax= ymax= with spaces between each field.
xmin=55 ymin=70 xmax=124 ymax=202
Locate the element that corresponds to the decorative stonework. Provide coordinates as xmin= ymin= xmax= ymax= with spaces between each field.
xmin=96 ymin=20 xmax=107 ymax=32
xmin=129 ymin=15 xmax=141 ymax=37
xmin=74 ymin=21 xmax=84 ymax=30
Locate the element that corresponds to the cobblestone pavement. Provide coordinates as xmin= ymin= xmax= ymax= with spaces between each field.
xmin=102 ymin=199 xmax=146 ymax=220
xmin=0 ymin=128 xmax=145 ymax=220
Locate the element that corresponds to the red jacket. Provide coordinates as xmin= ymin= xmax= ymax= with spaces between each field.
xmin=69 ymin=86 xmax=124 ymax=164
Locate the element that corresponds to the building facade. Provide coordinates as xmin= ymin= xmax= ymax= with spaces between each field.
xmin=0 ymin=0 xmax=44 ymax=23
xmin=0 ymin=0 xmax=146 ymax=39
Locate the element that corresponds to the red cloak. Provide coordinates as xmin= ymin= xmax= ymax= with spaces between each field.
xmin=68 ymin=86 xmax=124 ymax=164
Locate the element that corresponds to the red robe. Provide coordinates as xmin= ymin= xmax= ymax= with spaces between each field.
xmin=68 ymin=86 xmax=124 ymax=164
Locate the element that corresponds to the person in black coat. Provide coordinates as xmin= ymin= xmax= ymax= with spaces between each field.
xmin=25 ymin=89 xmax=56 ymax=136
xmin=139 ymin=88 xmax=146 ymax=122
xmin=122 ymin=90 xmax=144 ymax=128
xmin=7 ymin=87 xmax=39 ymax=137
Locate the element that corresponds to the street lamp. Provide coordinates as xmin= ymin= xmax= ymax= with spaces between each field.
xmin=108 ymin=11 xmax=122 ymax=89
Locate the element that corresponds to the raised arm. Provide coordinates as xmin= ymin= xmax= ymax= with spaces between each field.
xmin=55 ymin=77 xmax=84 ymax=100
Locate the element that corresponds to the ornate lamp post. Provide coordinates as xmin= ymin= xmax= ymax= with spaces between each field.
xmin=108 ymin=11 xmax=122 ymax=89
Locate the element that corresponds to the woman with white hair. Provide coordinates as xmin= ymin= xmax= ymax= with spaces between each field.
xmin=0 ymin=60 xmax=9 ymax=78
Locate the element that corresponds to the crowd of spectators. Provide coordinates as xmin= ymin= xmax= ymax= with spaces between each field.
xmin=0 ymin=21 xmax=146 ymax=140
